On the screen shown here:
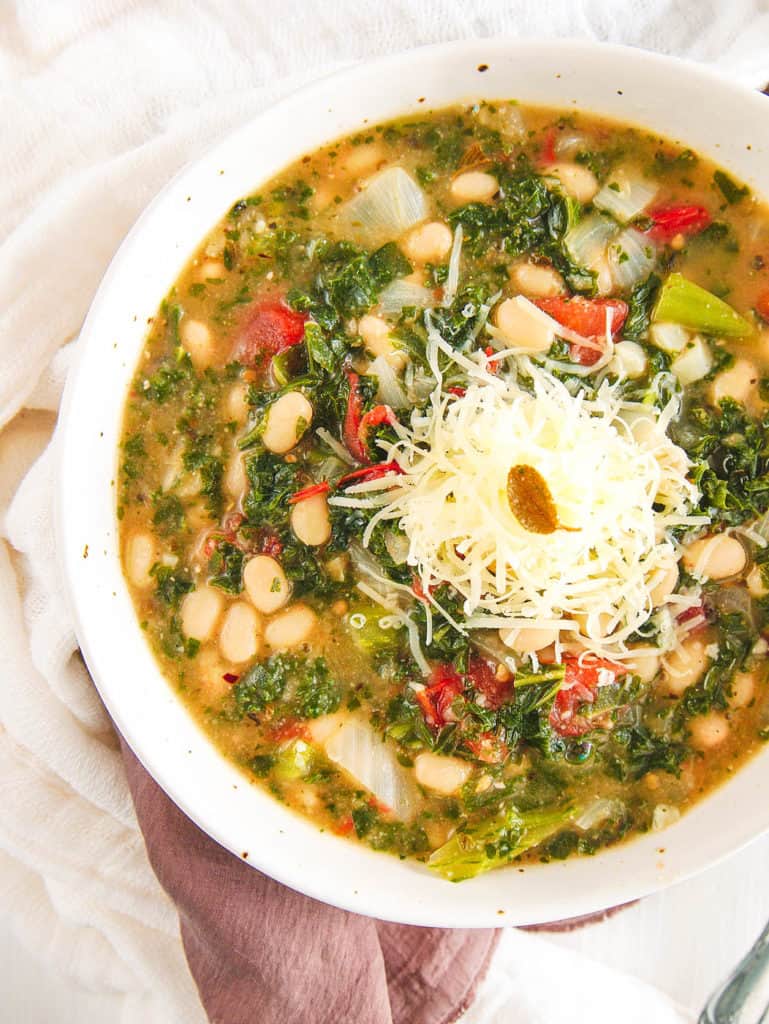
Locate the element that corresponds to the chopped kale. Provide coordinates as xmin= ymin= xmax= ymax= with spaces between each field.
xmin=151 ymin=564 xmax=193 ymax=608
xmin=151 ymin=492 xmax=185 ymax=535
xmin=295 ymin=659 xmax=341 ymax=718
xmin=232 ymin=655 xmax=295 ymax=717
xmin=208 ymin=541 xmax=245 ymax=594
xmin=713 ymin=170 xmax=750 ymax=205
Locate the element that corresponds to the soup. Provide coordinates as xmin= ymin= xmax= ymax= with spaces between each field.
xmin=119 ymin=102 xmax=769 ymax=881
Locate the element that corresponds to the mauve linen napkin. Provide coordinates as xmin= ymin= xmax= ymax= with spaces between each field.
xmin=121 ymin=740 xmax=499 ymax=1024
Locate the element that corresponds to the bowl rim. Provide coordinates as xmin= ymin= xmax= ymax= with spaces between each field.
xmin=56 ymin=36 xmax=769 ymax=927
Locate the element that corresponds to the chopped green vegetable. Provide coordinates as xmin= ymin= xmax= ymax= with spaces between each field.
xmin=652 ymin=273 xmax=753 ymax=339
xmin=428 ymin=803 xmax=574 ymax=881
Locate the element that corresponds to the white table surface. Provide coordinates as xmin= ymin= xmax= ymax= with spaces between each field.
xmin=3 ymin=832 xmax=768 ymax=1021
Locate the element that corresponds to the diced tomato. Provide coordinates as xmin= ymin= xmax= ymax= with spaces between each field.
xmin=416 ymin=665 xmax=464 ymax=729
xmin=335 ymin=816 xmax=355 ymax=836
xmin=271 ymin=719 xmax=311 ymax=743
xmin=343 ymin=369 xmax=366 ymax=462
xmin=756 ymin=289 xmax=769 ymax=325
xmin=233 ymin=299 xmax=308 ymax=366
xmin=549 ymin=655 xmax=629 ymax=737
xmin=647 ymin=204 xmax=711 ymax=243
xmin=288 ymin=481 xmax=331 ymax=505
xmin=465 ymin=732 xmax=509 ymax=764
xmin=338 ymin=461 xmax=404 ymax=487
xmin=447 ymin=386 xmax=466 ymax=397
xmin=411 ymin=576 xmax=437 ymax=604
xmin=534 ymin=296 xmax=628 ymax=366
xmin=222 ymin=672 xmax=239 ymax=685
xmin=260 ymin=530 xmax=283 ymax=559
xmin=484 ymin=346 xmax=500 ymax=373
xmin=222 ymin=511 xmax=245 ymax=534
xmin=676 ymin=604 xmax=708 ymax=629
xmin=358 ymin=404 xmax=397 ymax=459
xmin=540 ymin=125 xmax=557 ymax=165
xmin=467 ymin=656 xmax=513 ymax=710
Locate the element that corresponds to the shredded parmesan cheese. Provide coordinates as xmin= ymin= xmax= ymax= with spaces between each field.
xmin=351 ymin=352 xmax=703 ymax=654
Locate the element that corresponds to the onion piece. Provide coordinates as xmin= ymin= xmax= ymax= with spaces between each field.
xmin=575 ymin=798 xmax=625 ymax=831
xmin=324 ymin=718 xmax=417 ymax=819
xmin=593 ymin=166 xmax=658 ymax=223
xmin=384 ymin=529 xmax=410 ymax=565
xmin=379 ymin=278 xmax=435 ymax=315
xmin=442 ymin=224 xmax=463 ymax=308
xmin=608 ymin=228 xmax=657 ymax=291
xmin=564 ymin=212 xmax=618 ymax=273
xmin=368 ymin=354 xmax=408 ymax=409
xmin=341 ymin=167 xmax=427 ymax=245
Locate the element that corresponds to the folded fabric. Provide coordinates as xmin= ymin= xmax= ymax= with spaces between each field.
xmin=121 ymin=739 xmax=498 ymax=1024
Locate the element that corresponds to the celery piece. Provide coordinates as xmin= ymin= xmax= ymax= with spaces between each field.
xmin=428 ymin=803 xmax=574 ymax=882
xmin=652 ymin=273 xmax=753 ymax=339
xmin=347 ymin=601 xmax=400 ymax=655
xmin=272 ymin=740 xmax=313 ymax=781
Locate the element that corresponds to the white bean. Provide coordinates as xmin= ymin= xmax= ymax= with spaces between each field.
xmin=610 ymin=340 xmax=648 ymax=380
xmin=226 ymin=383 xmax=250 ymax=423
xmin=243 ymin=555 xmax=290 ymax=614
xmin=545 ymin=162 xmax=599 ymax=203
xmin=663 ymin=636 xmax=710 ymax=695
xmin=650 ymin=562 xmax=679 ymax=607
xmin=125 ymin=531 xmax=157 ymax=589
xmin=499 ymin=626 xmax=558 ymax=653
xmin=262 ymin=391 xmax=313 ymax=454
xmin=218 ymin=602 xmax=262 ymax=664
xmin=508 ymin=261 xmax=564 ymax=298
xmin=402 ymin=221 xmax=453 ymax=263
xmin=181 ymin=586 xmax=224 ymax=641
xmin=575 ymin=611 xmax=614 ymax=641
xmin=450 ymin=171 xmax=499 ymax=203
xmin=624 ymin=648 xmax=661 ymax=684
xmin=414 ymin=752 xmax=472 ymax=795
xmin=224 ymin=452 xmax=246 ymax=499
xmin=265 ymin=604 xmax=318 ymax=650
xmin=341 ymin=142 xmax=385 ymax=177
xmin=307 ymin=712 xmax=346 ymax=745
xmin=730 ymin=670 xmax=756 ymax=709
xmin=290 ymin=493 xmax=331 ymax=546
xmin=359 ymin=314 xmax=398 ymax=361
xmin=711 ymin=358 xmax=758 ymax=405
xmin=682 ymin=534 xmax=746 ymax=580
xmin=689 ymin=711 xmax=730 ymax=750
xmin=194 ymin=259 xmax=226 ymax=282
xmin=494 ymin=296 xmax=553 ymax=352
xmin=181 ymin=318 xmax=215 ymax=370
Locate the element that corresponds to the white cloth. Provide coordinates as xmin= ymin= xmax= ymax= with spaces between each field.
xmin=2 ymin=2 xmax=769 ymax=1022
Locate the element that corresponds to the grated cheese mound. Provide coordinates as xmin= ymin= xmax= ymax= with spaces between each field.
xmin=350 ymin=362 xmax=705 ymax=653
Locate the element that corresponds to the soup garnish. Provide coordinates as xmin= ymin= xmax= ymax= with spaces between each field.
xmin=119 ymin=102 xmax=769 ymax=881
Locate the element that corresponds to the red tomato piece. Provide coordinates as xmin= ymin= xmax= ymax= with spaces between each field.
xmin=358 ymin=404 xmax=397 ymax=460
xmin=540 ymin=125 xmax=557 ymax=165
xmin=411 ymin=576 xmax=437 ymax=604
xmin=416 ymin=665 xmax=464 ymax=729
xmin=343 ymin=369 xmax=366 ymax=462
xmin=647 ymin=204 xmax=711 ymax=242
xmin=288 ymin=481 xmax=331 ymax=505
xmin=260 ymin=531 xmax=283 ymax=558
xmin=338 ymin=461 xmax=404 ymax=487
xmin=535 ymin=295 xmax=629 ymax=339
xmin=271 ymin=719 xmax=311 ymax=743
xmin=465 ymin=732 xmax=509 ymax=764
xmin=447 ymin=386 xmax=467 ymax=397
xmin=233 ymin=299 xmax=308 ymax=365
xmin=756 ymin=289 xmax=769 ymax=325
xmin=467 ymin=656 xmax=513 ymax=710
xmin=549 ymin=655 xmax=629 ymax=737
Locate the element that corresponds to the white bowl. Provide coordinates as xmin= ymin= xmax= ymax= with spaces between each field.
xmin=57 ymin=38 xmax=769 ymax=927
